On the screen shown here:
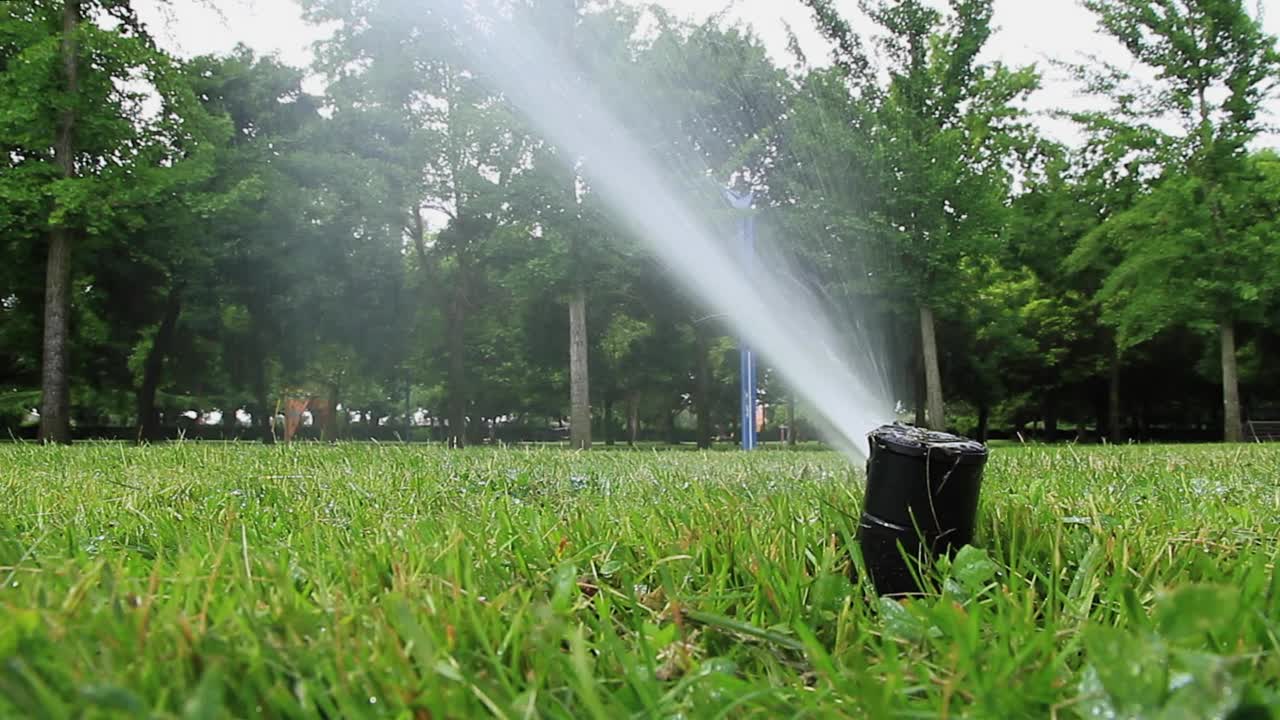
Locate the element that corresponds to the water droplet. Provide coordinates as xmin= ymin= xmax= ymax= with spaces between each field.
xmin=369 ymin=696 xmax=378 ymax=704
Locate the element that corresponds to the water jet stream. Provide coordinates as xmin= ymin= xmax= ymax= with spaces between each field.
xmin=434 ymin=3 xmax=894 ymax=457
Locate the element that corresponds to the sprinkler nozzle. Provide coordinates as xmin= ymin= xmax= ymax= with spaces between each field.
xmin=856 ymin=423 xmax=989 ymax=596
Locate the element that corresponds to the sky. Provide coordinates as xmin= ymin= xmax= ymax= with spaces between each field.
xmin=134 ymin=0 xmax=1280 ymax=147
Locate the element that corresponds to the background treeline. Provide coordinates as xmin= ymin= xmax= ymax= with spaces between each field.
xmin=2 ymin=0 xmax=1279 ymax=446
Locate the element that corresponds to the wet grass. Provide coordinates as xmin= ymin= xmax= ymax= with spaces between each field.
xmin=1 ymin=442 xmax=1277 ymax=718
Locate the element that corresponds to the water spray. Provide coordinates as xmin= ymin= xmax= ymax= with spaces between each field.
xmin=857 ymin=424 xmax=989 ymax=596
xmin=431 ymin=1 xmax=894 ymax=458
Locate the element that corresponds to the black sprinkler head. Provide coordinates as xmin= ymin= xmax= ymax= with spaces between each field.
xmin=856 ymin=423 xmax=989 ymax=596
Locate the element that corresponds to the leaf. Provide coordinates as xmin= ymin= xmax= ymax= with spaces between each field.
xmin=1080 ymin=624 xmax=1168 ymax=714
xmin=384 ymin=593 xmax=437 ymax=668
xmin=550 ymin=562 xmax=579 ymax=613
xmin=434 ymin=659 xmax=464 ymax=682
xmin=950 ymin=545 xmax=997 ymax=594
xmin=696 ymin=657 xmax=737 ymax=677
xmin=568 ymin=625 xmax=610 ymax=720
xmin=809 ymin=572 xmax=853 ymax=617
xmin=1158 ymin=652 xmax=1242 ymax=720
xmin=181 ymin=666 xmax=224 ymax=720
xmin=1067 ymin=538 xmax=1105 ymax=617
xmin=877 ymin=597 xmax=929 ymax=644
xmin=78 ymin=684 xmax=148 ymax=714
xmin=1 ymin=657 xmax=70 ymax=720
xmin=683 ymin=610 xmax=806 ymax=652
xmin=1153 ymin=585 xmax=1240 ymax=648
xmin=0 ymin=609 xmax=40 ymax=658
xmin=1076 ymin=622 xmax=1248 ymax=720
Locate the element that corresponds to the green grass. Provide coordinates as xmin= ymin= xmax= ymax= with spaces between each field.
xmin=1 ymin=443 xmax=1277 ymax=718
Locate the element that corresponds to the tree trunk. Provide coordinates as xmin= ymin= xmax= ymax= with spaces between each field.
xmin=976 ymin=401 xmax=990 ymax=444
xmin=314 ymin=386 xmax=339 ymax=442
xmin=1137 ymin=400 xmax=1149 ymax=441
xmin=659 ymin=408 xmax=677 ymax=445
xmin=627 ymin=391 xmax=639 ymax=446
xmin=248 ymin=305 xmax=275 ymax=444
xmin=253 ymin=358 xmax=274 ymax=445
xmin=912 ymin=337 xmax=926 ymax=428
xmin=40 ymin=228 xmax=73 ymax=444
xmin=603 ymin=394 xmax=615 ymax=446
xmin=401 ymin=392 xmax=412 ymax=438
xmin=693 ymin=323 xmax=712 ymax=450
xmin=222 ymin=401 xmax=238 ymax=439
xmin=1042 ymin=391 xmax=1059 ymax=443
xmin=38 ymin=0 xmax=80 ymax=445
xmin=136 ymin=284 xmax=182 ymax=443
xmin=787 ymin=392 xmax=797 ymax=447
xmin=1220 ymin=320 xmax=1243 ymax=443
xmin=404 ymin=386 xmax=413 ymax=444
xmin=1108 ymin=346 xmax=1123 ymax=444
xmin=411 ymin=205 xmax=428 ymax=269
xmin=447 ymin=280 xmax=467 ymax=449
xmin=918 ymin=305 xmax=945 ymax=431
xmin=568 ymin=286 xmax=592 ymax=450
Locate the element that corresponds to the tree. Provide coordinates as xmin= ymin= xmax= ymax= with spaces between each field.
xmin=1 ymin=0 xmax=86 ymax=443
xmin=1077 ymin=0 xmax=1280 ymax=442
xmin=178 ymin=48 xmax=335 ymax=442
xmin=1058 ymin=99 xmax=1171 ymax=442
xmin=548 ymin=0 xmax=592 ymax=451
xmin=797 ymin=0 xmax=1036 ymax=430
xmin=0 ymin=1 xmax=220 ymax=442
xmin=42 ymin=0 xmax=77 ymax=443
xmin=991 ymin=141 xmax=1116 ymax=442
xmin=517 ymin=0 xmax=638 ymax=451
xmin=6 ymin=0 xmax=1278 ymax=446
xmin=305 ymin=0 xmax=538 ymax=447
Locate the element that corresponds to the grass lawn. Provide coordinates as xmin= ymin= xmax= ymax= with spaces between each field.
xmin=1 ymin=442 xmax=1277 ymax=718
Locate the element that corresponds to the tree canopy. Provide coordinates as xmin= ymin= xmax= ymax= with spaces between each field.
xmin=2 ymin=0 xmax=1278 ymax=445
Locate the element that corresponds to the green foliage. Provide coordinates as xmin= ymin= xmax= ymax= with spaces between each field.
xmin=1074 ymin=0 xmax=1280 ymax=336
xmin=0 ymin=2 xmax=223 ymax=236
xmin=3 ymin=0 xmax=1280 ymax=441
xmin=813 ymin=0 xmax=1038 ymax=305
xmin=1078 ymin=582 xmax=1275 ymax=719
xmin=1081 ymin=167 xmax=1280 ymax=348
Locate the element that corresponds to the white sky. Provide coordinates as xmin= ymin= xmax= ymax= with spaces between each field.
xmin=135 ymin=0 xmax=1280 ymax=147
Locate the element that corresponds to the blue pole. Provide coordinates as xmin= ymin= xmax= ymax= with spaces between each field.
xmin=729 ymin=192 xmax=757 ymax=451
xmin=724 ymin=187 xmax=757 ymax=451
